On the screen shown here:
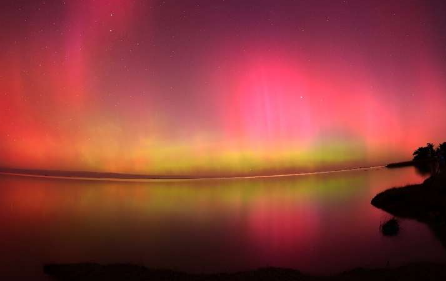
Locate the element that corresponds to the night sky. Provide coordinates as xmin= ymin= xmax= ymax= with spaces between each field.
xmin=1 ymin=0 xmax=446 ymax=176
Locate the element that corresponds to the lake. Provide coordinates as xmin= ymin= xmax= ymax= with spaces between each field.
xmin=1 ymin=167 xmax=445 ymax=279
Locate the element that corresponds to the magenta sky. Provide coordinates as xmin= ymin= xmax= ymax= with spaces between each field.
xmin=1 ymin=0 xmax=446 ymax=176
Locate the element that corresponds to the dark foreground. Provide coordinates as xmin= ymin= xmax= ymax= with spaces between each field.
xmin=372 ymin=170 xmax=446 ymax=246
xmin=44 ymin=262 xmax=446 ymax=281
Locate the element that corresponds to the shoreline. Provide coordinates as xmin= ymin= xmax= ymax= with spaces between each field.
xmin=0 ymin=165 xmax=385 ymax=182
xmin=371 ymin=170 xmax=446 ymax=246
xmin=386 ymin=159 xmax=436 ymax=168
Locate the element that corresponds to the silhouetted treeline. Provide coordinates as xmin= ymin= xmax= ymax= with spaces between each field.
xmin=411 ymin=142 xmax=446 ymax=174
xmin=413 ymin=142 xmax=446 ymax=161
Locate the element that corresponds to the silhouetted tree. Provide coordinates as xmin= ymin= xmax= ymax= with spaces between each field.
xmin=437 ymin=142 xmax=446 ymax=171
xmin=437 ymin=142 xmax=446 ymax=158
xmin=413 ymin=143 xmax=436 ymax=161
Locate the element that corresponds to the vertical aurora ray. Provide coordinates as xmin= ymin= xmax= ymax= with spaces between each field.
xmin=1 ymin=0 xmax=446 ymax=176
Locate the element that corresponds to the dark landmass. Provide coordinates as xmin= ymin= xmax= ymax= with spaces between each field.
xmin=386 ymin=159 xmax=435 ymax=168
xmin=380 ymin=218 xmax=400 ymax=236
xmin=386 ymin=160 xmax=417 ymax=168
xmin=371 ymin=170 xmax=446 ymax=246
xmin=387 ymin=142 xmax=445 ymax=172
xmin=44 ymin=262 xmax=446 ymax=281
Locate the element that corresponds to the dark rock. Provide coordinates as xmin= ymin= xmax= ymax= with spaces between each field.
xmin=380 ymin=218 xmax=399 ymax=236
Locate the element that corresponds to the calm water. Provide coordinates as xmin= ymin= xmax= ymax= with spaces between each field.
xmin=1 ymin=167 xmax=445 ymax=279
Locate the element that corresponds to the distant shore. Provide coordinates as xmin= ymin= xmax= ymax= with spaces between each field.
xmin=0 ymin=158 xmax=428 ymax=182
xmin=44 ymin=262 xmax=446 ymax=281
xmin=0 ymin=165 xmax=385 ymax=182
xmin=385 ymin=159 xmax=435 ymax=168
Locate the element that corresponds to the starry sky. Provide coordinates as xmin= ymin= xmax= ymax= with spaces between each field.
xmin=1 ymin=0 xmax=446 ymax=176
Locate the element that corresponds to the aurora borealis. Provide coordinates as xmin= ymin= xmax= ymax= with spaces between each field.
xmin=1 ymin=0 xmax=446 ymax=176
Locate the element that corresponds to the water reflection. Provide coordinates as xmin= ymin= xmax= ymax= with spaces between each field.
xmin=0 ymin=167 xmax=445 ymax=280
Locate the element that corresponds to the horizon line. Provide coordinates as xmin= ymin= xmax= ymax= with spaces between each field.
xmin=0 ymin=165 xmax=390 ymax=182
